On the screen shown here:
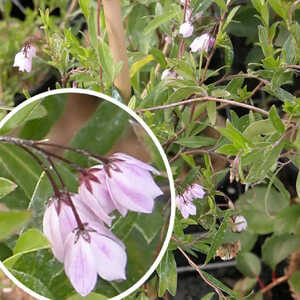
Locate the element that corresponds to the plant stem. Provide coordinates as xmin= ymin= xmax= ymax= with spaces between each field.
xmin=261 ymin=274 xmax=290 ymax=294
xmin=137 ymin=96 xmax=270 ymax=116
xmin=102 ymin=0 xmax=131 ymax=102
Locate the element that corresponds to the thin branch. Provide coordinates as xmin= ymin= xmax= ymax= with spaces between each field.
xmin=261 ymin=274 xmax=290 ymax=294
xmin=177 ymin=245 xmax=226 ymax=299
xmin=137 ymin=96 xmax=269 ymax=116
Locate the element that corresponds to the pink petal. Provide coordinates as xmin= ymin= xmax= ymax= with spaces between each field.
xmin=106 ymin=165 xmax=163 ymax=215
xmin=111 ymin=153 xmax=160 ymax=175
xmin=58 ymin=201 xmax=77 ymax=241
xmin=90 ymin=232 xmax=127 ymax=281
xmin=64 ymin=232 xmax=97 ymax=297
xmin=77 ymin=185 xmax=114 ymax=226
xmin=42 ymin=201 xmax=65 ymax=262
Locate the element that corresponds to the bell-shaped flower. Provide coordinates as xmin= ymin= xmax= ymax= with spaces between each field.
xmin=43 ymin=193 xmax=127 ymax=297
xmin=179 ymin=22 xmax=194 ymax=38
xmin=64 ymin=225 xmax=127 ymax=296
xmin=79 ymin=169 xmax=116 ymax=226
xmin=234 ymin=215 xmax=247 ymax=232
xmin=103 ymin=153 xmax=163 ymax=216
xmin=13 ymin=45 xmax=36 ymax=72
xmin=176 ymin=183 xmax=205 ymax=219
xmin=161 ymin=68 xmax=177 ymax=80
xmin=190 ymin=33 xmax=215 ymax=53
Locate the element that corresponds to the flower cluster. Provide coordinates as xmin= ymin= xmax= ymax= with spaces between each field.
xmin=43 ymin=153 xmax=163 ymax=296
xmin=176 ymin=184 xmax=205 ymax=219
xmin=190 ymin=33 xmax=215 ymax=53
xmin=13 ymin=45 xmax=36 ymax=72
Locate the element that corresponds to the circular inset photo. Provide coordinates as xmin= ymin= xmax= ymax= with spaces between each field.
xmin=0 ymin=89 xmax=175 ymax=300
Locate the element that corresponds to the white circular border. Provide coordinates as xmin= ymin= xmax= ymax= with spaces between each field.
xmin=0 ymin=88 xmax=176 ymax=300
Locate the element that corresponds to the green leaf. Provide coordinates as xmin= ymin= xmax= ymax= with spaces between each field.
xmin=262 ymin=234 xmax=300 ymax=269
xmin=269 ymin=0 xmax=288 ymax=20
xmin=205 ymin=211 xmax=231 ymax=264
xmin=201 ymin=271 xmax=242 ymax=299
xmin=274 ymin=206 xmax=300 ymax=234
xmin=258 ymin=25 xmax=273 ymax=58
xmin=213 ymin=0 xmax=226 ymax=12
xmin=243 ymin=119 xmax=276 ymax=141
xmin=0 ymin=177 xmax=17 ymax=199
xmin=4 ymin=228 xmax=50 ymax=268
xmin=289 ymin=271 xmax=300 ymax=292
xmin=236 ymin=252 xmax=261 ymax=278
xmin=216 ymin=144 xmax=239 ymax=155
xmin=0 ymin=143 xmax=42 ymax=198
xmin=150 ymin=48 xmax=167 ymax=69
xmin=10 ymin=269 xmax=53 ymax=298
xmin=157 ymin=251 xmax=177 ymax=297
xmin=0 ymin=100 xmax=47 ymax=135
xmin=130 ymin=55 xmax=154 ymax=78
xmin=0 ymin=211 xmax=31 ymax=240
xmin=78 ymin=0 xmax=90 ymax=20
xmin=223 ymin=6 xmax=240 ymax=31
xmin=175 ymin=136 xmax=216 ymax=148
xmin=65 ymin=101 xmax=128 ymax=167
xmin=167 ymin=87 xmax=202 ymax=104
xmin=217 ymin=120 xmax=253 ymax=150
xmin=269 ymin=105 xmax=285 ymax=134
xmin=19 ymin=94 xmax=66 ymax=140
xmin=143 ymin=5 xmax=181 ymax=34
xmin=246 ymin=140 xmax=285 ymax=183
xmin=68 ymin=293 xmax=107 ymax=300
xmin=207 ymin=101 xmax=216 ymax=125
xmin=201 ymin=292 xmax=215 ymax=300
xmin=297 ymin=169 xmax=300 ymax=199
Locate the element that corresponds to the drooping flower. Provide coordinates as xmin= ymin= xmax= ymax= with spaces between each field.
xmin=13 ymin=45 xmax=36 ymax=72
xmin=80 ymin=153 xmax=163 ymax=217
xmin=179 ymin=22 xmax=194 ymax=38
xmin=190 ymin=33 xmax=215 ymax=53
xmin=64 ymin=225 xmax=127 ymax=296
xmin=43 ymin=192 xmax=127 ymax=296
xmin=234 ymin=215 xmax=247 ymax=232
xmin=176 ymin=184 xmax=205 ymax=219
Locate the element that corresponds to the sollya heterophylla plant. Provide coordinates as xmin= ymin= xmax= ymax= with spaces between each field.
xmin=0 ymin=135 xmax=164 ymax=296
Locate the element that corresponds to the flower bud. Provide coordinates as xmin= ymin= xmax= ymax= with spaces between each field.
xmin=190 ymin=34 xmax=215 ymax=53
xmin=179 ymin=22 xmax=194 ymax=38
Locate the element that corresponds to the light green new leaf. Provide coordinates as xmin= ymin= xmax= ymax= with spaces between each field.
xmin=175 ymin=136 xmax=216 ymax=148
xmin=0 ymin=211 xmax=31 ymax=240
xmin=4 ymin=228 xmax=50 ymax=268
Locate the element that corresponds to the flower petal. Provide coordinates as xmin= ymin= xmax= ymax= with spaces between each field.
xmin=90 ymin=232 xmax=127 ymax=281
xmin=43 ymin=201 xmax=65 ymax=262
xmin=64 ymin=232 xmax=97 ymax=297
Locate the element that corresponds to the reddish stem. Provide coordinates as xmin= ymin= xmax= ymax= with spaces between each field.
xmin=257 ymin=277 xmax=265 ymax=289
xmin=272 ymin=269 xmax=277 ymax=282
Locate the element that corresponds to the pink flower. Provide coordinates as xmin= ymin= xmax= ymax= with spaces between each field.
xmin=80 ymin=153 xmax=163 ymax=217
xmin=43 ymin=193 xmax=127 ymax=296
xmin=13 ymin=45 xmax=36 ymax=72
xmin=190 ymin=33 xmax=215 ymax=53
xmin=161 ymin=68 xmax=177 ymax=80
xmin=234 ymin=215 xmax=247 ymax=232
xmin=64 ymin=226 xmax=126 ymax=296
xmin=179 ymin=22 xmax=194 ymax=38
xmin=176 ymin=184 xmax=205 ymax=219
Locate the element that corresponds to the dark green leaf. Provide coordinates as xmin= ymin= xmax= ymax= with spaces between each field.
xmin=274 ymin=206 xmax=300 ymax=234
xmin=262 ymin=234 xmax=300 ymax=269
xmin=65 ymin=101 xmax=128 ymax=167
xmin=236 ymin=252 xmax=261 ymax=278
xmin=289 ymin=271 xmax=300 ymax=292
